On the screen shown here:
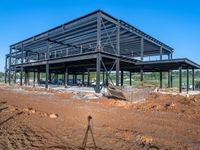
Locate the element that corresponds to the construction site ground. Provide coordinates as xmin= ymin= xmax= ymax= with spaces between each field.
xmin=0 ymin=84 xmax=199 ymax=150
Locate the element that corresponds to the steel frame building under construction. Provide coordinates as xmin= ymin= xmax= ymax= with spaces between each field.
xmin=5 ymin=10 xmax=200 ymax=93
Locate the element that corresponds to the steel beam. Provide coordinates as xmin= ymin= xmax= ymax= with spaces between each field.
xmin=179 ymin=65 xmax=182 ymax=93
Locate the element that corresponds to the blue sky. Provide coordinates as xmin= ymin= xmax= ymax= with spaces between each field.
xmin=0 ymin=0 xmax=200 ymax=72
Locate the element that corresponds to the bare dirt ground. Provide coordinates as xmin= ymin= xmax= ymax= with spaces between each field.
xmin=0 ymin=84 xmax=199 ymax=150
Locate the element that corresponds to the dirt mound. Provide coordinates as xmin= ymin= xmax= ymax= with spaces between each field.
xmin=0 ymin=84 xmax=200 ymax=149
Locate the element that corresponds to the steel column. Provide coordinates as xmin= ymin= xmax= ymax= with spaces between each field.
xmin=116 ymin=25 xmax=120 ymax=55
xmin=160 ymin=72 xmax=162 ymax=88
xmin=87 ymin=70 xmax=90 ymax=86
xmin=186 ymin=67 xmax=189 ymax=93
xmin=96 ymin=12 xmax=101 ymax=51
xmin=45 ymin=63 xmax=49 ymax=88
xmin=170 ymin=71 xmax=173 ymax=88
xmin=116 ymin=59 xmax=120 ymax=86
xmin=96 ymin=53 xmax=101 ymax=93
xmin=168 ymin=71 xmax=170 ymax=88
xmin=82 ymin=72 xmax=85 ymax=85
xmin=20 ymin=44 xmax=24 ymax=86
xmin=33 ymin=71 xmax=36 ymax=87
xmin=24 ymin=71 xmax=28 ymax=85
xmin=102 ymin=70 xmax=105 ymax=85
xmin=8 ymin=47 xmax=12 ymax=85
xmin=45 ymin=41 xmax=50 ymax=88
xmin=192 ymin=68 xmax=195 ymax=91
xmin=121 ymin=70 xmax=124 ymax=86
xmin=140 ymin=38 xmax=144 ymax=61
xmin=140 ymin=67 xmax=144 ymax=83
xmin=160 ymin=47 xmax=163 ymax=60
xmin=106 ymin=70 xmax=108 ymax=86
xmin=4 ymin=55 xmax=7 ymax=83
xmin=37 ymin=71 xmax=40 ymax=85
xmin=130 ymin=72 xmax=132 ymax=86
xmin=65 ymin=67 xmax=68 ymax=88
xmin=179 ymin=65 xmax=182 ymax=93
xmin=14 ymin=67 xmax=16 ymax=84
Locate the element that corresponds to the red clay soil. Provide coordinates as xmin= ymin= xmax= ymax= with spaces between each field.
xmin=0 ymin=84 xmax=199 ymax=150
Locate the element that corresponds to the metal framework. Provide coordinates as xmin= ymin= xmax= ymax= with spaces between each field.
xmin=5 ymin=10 xmax=200 ymax=93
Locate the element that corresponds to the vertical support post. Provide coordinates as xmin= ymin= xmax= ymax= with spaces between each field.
xmin=130 ymin=71 xmax=132 ymax=86
xmin=168 ymin=71 xmax=170 ymax=88
xmin=20 ymin=43 xmax=24 ymax=86
xmin=37 ymin=71 xmax=40 ymax=85
xmin=96 ymin=53 xmax=101 ymax=93
xmin=49 ymin=72 xmax=52 ymax=83
xmin=65 ymin=67 xmax=68 ymax=88
xmin=33 ymin=71 xmax=36 ymax=87
xmin=192 ymin=68 xmax=195 ymax=91
xmin=116 ymin=59 xmax=120 ymax=86
xmin=5 ymin=55 xmax=8 ymax=83
xmin=45 ymin=41 xmax=49 ymax=88
xmin=168 ymin=53 xmax=172 ymax=88
xmin=102 ymin=70 xmax=105 ymax=85
xmin=179 ymin=65 xmax=182 ymax=93
xmin=45 ymin=64 xmax=49 ymax=88
xmin=14 ymin=67 xmax=16 ymax=84
xmin=106 ymin=70 xmax=108 ymax=86
xmin=140 ymin=66 xmax=144 ymax=84
xmin=24 ymin=71 xmax=27 ymax=85
xmin=8 ymin=47 xmax=12 ymax=85
xmin=87 ymin=70 xmax=90 ymax=86
xmin=186 ymin=67 xmax=189 ymax=93
xmin=116 ymin=23 xmax=120 ymax=86
xmin=96 ymin=11 xmax=101 ymax=52
xmin=116 ymin=25 xmax=120 ymax=55
xmin=160 ymin=47 xmax=163 ymax=60
xmin=140 ymin=38 xmax=144 ymax=61
xmin=121 ymin=70 xmax=124 ymax=86
xmin=160 ymin=71 xmax=162 ymax=89
xmin=171 ymin=71 xmax=173 ymax=88
xmin=168 ymin=53 xmax=172 ymax=60
xmin=75 ymin=74 xmax=77 ymax=84
xmin=82 ymin=72 xmax=85 ymax=85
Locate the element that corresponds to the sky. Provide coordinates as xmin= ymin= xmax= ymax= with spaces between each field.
xmin=0 ymin=0 xmax=200 ymax=72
